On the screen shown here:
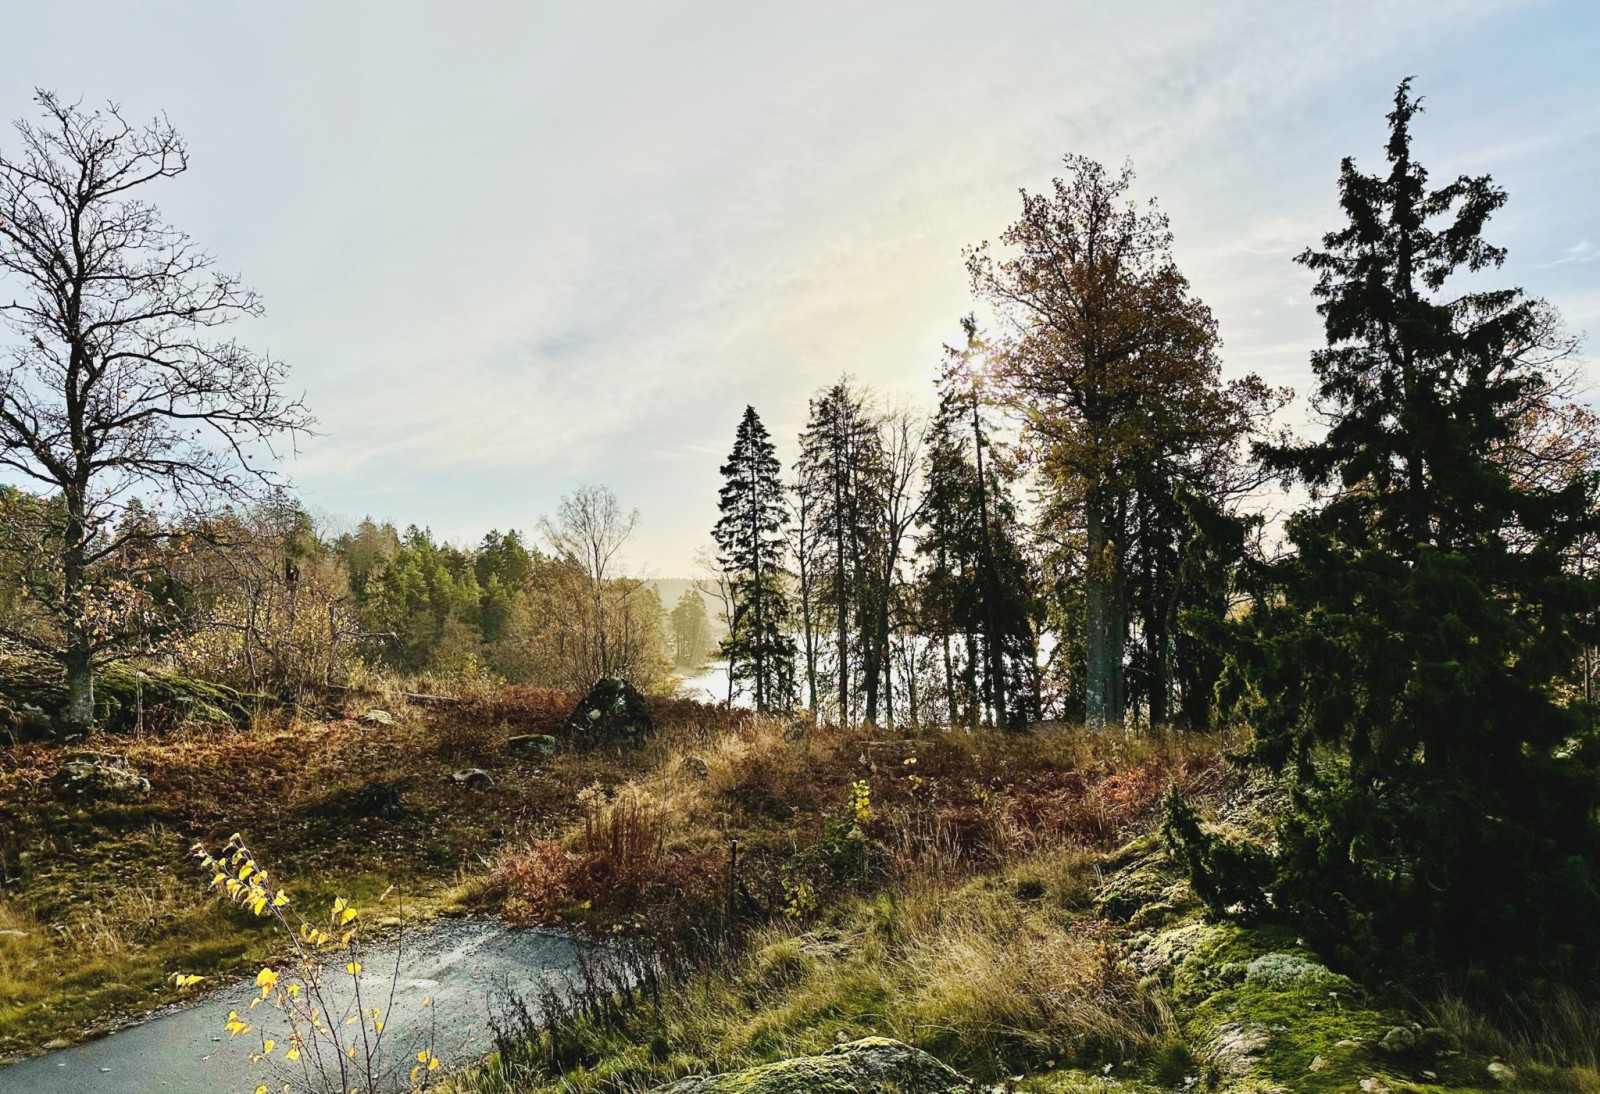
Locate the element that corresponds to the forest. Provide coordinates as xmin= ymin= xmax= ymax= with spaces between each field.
xmin=0 ymin=74 xmax=1598 ymax=1094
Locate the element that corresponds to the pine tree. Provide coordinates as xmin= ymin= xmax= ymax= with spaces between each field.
xmin=714 ymin=406 xmax=796 ymax=713
xmin=1225 ymin=81 xmax=1600 ymax=974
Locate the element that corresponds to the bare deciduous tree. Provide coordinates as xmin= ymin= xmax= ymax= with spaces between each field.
xmin=539 ymin=484 xmax=640 ymax=681
xmin=0 ymin=91 xmax=311 ymax=730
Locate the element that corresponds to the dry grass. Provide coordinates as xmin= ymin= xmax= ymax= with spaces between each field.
xmin=465 ymin=845 xmax=1172 ymax=1094
xmin=1427 ymin=991 xmax=1600 ymax=1092
xmin=456 ymin=721 xmax=1237 ymax=1094
xmin=471 ymin=714 xmax=1241 ymax=950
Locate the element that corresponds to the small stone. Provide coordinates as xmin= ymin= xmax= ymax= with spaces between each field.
xmin=1487 ymin=1061 xmax=1516 ymax=1084
xmin=507 ymin=733 xmax=559 ymax=756
xmin=50 ymin=758 xmax=150 ymax=803
xmin=680 ymin=754 xmax=711 ymax=781
xmin=360 ymin=708 xmax=395 ymax=726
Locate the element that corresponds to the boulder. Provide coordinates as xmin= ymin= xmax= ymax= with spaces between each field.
xmin=565 ymin=677 xmax=653 ymax=747
xmin=507 ymin=733 xmax=560 ymax=757
xmin=653 ymin=1037 xmax=972 ymax=1094
xmin=451 ymin=768 xmax=493 ymax=789
xmin=50 ymin=753 xmax=151 ymax=803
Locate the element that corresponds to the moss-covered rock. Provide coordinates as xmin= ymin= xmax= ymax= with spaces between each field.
xmin=566 ymin=677 xmax=654 ymax=748
xmin=1094 ymin=835 xmax=1197 ymax=927
xmin=1098 ymin=836 xmax=1533 ymax=1094
xmin=653 ymin=1037 xmax=973 ymax=1094
xmin=0 ymin=654 xmax=252 ymax=738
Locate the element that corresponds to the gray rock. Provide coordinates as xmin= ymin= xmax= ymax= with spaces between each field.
xmin=680 ymin=754 xmax=711 ymax=781
xmin=1207 ymin=1023 xmax=1271 ymax=1077
xmin=797 ymin=933 xmax=852 ymax=961
xmin=507 ymin=733 xmax=559 ymax=756
xmin=50 ymin=755 xmax=151 ymax=803
xmin=652 ymin=1037 xmax=972 ymax=1094
xmin=17 ymin=703 xmax=52 ymax=734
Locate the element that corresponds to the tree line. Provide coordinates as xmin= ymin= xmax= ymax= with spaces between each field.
xmin=709 ymin=160 xmax=1286 ymax=731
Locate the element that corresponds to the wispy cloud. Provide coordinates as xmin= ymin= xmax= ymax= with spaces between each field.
xmin=1543 ymin=239 xmax=1600 ymax=268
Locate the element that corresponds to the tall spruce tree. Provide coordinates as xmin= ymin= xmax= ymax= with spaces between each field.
xmin=714 ymin=406 xmax=796 ymax=713
xmin=917 ymin=325 xmax=1040 ymax=727
xmin=1221 ymin=81 xmax=1600 ymax=974
xmin=796 ymin=379 xmax=886 ymax=725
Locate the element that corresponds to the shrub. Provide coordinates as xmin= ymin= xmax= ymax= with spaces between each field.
xmin=185 ymin=835 xmax=440 ymax=1094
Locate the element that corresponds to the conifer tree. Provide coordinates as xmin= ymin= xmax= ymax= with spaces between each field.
xmin=795 ymin=380 xmax=886 ymax=725
xmin=1224 ymin=81 xmax=1600 ymax=973
xmin=916 ymin=327 xmax=1040 ymax=727
xmin=714 ymin=406 xmax=796 ymax=713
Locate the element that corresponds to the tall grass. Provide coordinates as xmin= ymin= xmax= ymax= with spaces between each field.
xmin=1427 ymin=991 xmax=1600 ymax=1092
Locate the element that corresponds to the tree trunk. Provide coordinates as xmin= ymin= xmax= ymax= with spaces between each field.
xmin=942 ymin=628 xmax=957 ymax=727
xmin=62 ymin=646 xmax=95 ymax=734
xmin=1084 ymin=499 xmax=1124 ymax=728
xmin=834 ymin=464 xmax=850 ymax=727
xmin=59 ymin=494 xmax=96 ymax=734
xmin=972 ymin=397 xmax=1009 ymax=728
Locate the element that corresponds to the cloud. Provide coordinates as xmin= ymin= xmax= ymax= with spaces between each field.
xmin=1544 ymin=239 xmax=1600 ymax=267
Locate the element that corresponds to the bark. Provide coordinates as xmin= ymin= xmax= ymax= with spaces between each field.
xmin=1084 ymin=498 xmax=1127 ymax=727
xmin=62 ymin=646 xmax=95 ymax=733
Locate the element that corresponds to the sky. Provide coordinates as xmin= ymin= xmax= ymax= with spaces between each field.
xmin=1 ymin=0 xmax=1597 ymax=574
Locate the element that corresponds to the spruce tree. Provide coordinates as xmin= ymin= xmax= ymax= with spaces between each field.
xmin=795 ymin=380 xmax=886 ymax=725
xmin=916 ymin=328 xmax=1041 ymax=728
xmin=714 ymin=406 xmax=796 ymax=713
xmin=1225 ymin=81 xmax=1600 ymax=974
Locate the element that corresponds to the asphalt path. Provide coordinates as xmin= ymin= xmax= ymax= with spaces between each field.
xmin=0 ymin=920 xmax=582 ymax=1093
